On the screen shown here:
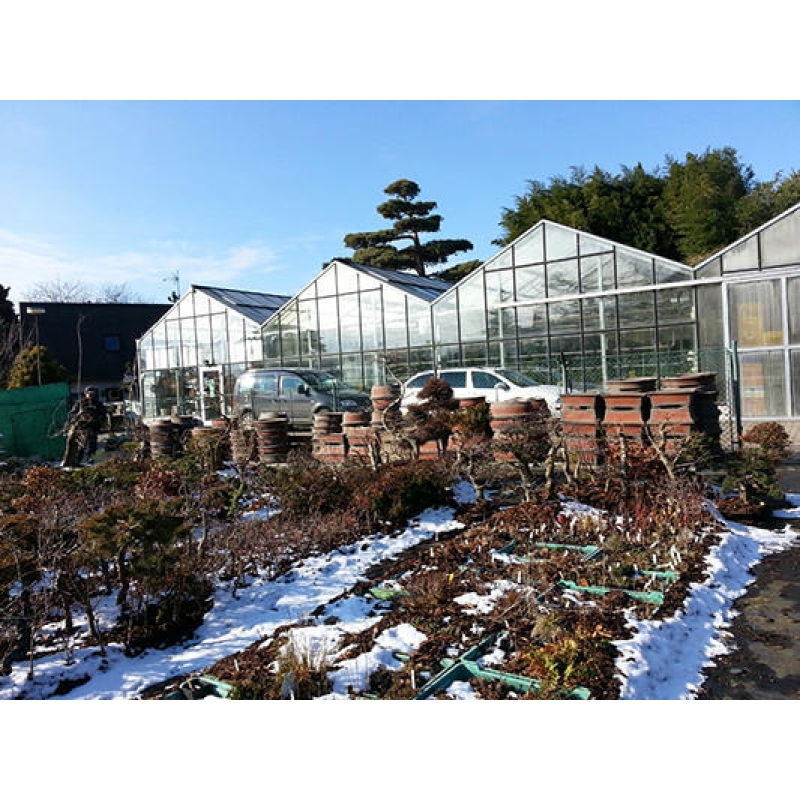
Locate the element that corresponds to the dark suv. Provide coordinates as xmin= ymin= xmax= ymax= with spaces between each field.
xmin=232 ymin=368 xmax=371 ymax=428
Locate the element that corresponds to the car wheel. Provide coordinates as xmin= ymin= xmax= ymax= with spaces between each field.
xmin=239 ymin=410 xmax=254 ymax=430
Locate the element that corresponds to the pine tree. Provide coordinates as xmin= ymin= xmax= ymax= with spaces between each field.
xmin=341 ymin=179 xmax=473 ymax=277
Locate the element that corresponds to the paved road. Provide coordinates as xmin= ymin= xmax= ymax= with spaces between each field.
xmin=698 ymin=462 xmax=800 ymax=699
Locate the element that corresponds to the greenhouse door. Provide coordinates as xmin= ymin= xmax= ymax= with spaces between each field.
xmin=199 ymin=367 xmax=224 ymax=422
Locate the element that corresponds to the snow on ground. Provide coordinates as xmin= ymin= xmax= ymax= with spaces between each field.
xmin=0 ymin=505 xmax=464 ymax=700
xmin=1 ymin=481 xmax=798 ymax=701
xmin=616 ymin=506 xmax=799 ymax=699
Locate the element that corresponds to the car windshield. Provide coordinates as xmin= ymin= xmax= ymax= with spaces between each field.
xmin=300 ymin=371 xmax=351 ymax=391
xmin=494 ymin=369 xmax=540 ymax=387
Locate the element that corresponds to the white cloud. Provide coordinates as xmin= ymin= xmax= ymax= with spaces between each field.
xmin=0 ymin=229 xmax=287 ymax=306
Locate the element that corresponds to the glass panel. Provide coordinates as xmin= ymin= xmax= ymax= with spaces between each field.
xmin=245 ymin=321 xmax=262 ymax=365
xmin=436 ymin=344 xmax=461 ymax=369
xmin=696 ymin=257 xmax=722 ymax=278
xmin=383 ymin=348 xmax=409 ymax=382
xmin=408 ymin=296 xmax=432 ymax=347
xmin=545 ymin=224 xmax=577 ymax=261
xmin=317 ymin=265 xmax=338 ymax=296
xmin=210 ymin=313 xmax=229 ymax=365
xmin=547 ymin=258 xmax=579 ymax=297
xmin=383 ymin=291 xmax=408 ymax=349
xmin=619 ymin=329 xmax=657 ymax=377
xmin=360 ymin=290 xmax=384 ymax=350
xmin=434 ymin=294 xmax=459 ymax=344
xmin=458 ymin=278 xmax=486 ymax=342
xmin=581 ymin=332 xmax=618 ymax=388
xmin=298 ymin=300 xmax=317 ymax=363
xmin=580 ymin=253 xmax=615 ymax=292
xmin=262 ymin=319 xmax=281 ymax=361
xmin=658 ymin=324 xmax=697 ymax=375
xmin=297 ymin=285 xmax=316 ymax=302
xmin=515 ymin=265 xmax=545 ymax=302
xmin=548 ymin=300 xmax=581 ymax=334
xmin=180 ymin=317 xmax=196 ymax=366
xmin=280 ymin=304 xmax=299 ymax=361
xmin=760 ymin=209 xmax=800 ymax=268
xmin=582 ymin=296 xmax=617 ymax=331
xmin=341 ymin=353 xmax=364 ymax=389
xmin=195 ymin=315 xmax=212 ymax=365
xmin=789 ymin=277 xmax=800 ymax=345
xmin=518 ymin=338 xmax=551 ymax=380
xmin=461 ymin=344 xmax=487 ymax=367
xmin=486 ymin=269 xmax=515 ymax=339
xmin=320 ymin=354 xmax=341 ymax=377
xmin=516 ymin=303 xmax=547 ymax=337
xmin=792 ymin=351 xmax=800 ymax=416
xmin=740 ymin=351 xmax=786 ymax=417
xmin=317 ymin=296 xmax=340 ymax=356
xmin=697 ymin=284 xmax=722 ymax=350
xmin=654 ymin=259 xmax=691 ymax=284
xmin=617 ymin=291 xmax=655 ymax=328
xmin=165 ymin=319 xmax=181 ymax=368
xmin=407 ymin=347 xmax=435 ymax=376
xmin=192 ymin=293 xmax=210 ymax=315
xmin=338 ymin=294 xmax=361 ymax=351
xmin=616 ymin=251 xmax=654 ymax=287
xmin=362 ymin=352 xmax=384 ymax=388
xmin=336 ymin=264 xmax=359 ymax=293
xmin=728 ymin=280 xmax=784 ymax=347
xmin=484 ymin=245 xmax=513 ymax=271
xmin=139 ymin=332 xmax=154 ymax=371
xmin=358 ymin=273 xmax=381 ymax=291
xmin=722 ymin=235 xmax=759 ymax=273
xmin=512 ymin=226 xmax=543 ymax=266
xmin=578 ymin=233 xmax=612 ymax=257
xmin=228 ymin=315 xmax=246 ymax=364
xmin=656 ymin=286 xmax=694 ymax=324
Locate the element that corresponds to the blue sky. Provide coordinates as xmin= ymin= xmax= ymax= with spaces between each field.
xmin=2 ymin=100 xmax=799 ymax=307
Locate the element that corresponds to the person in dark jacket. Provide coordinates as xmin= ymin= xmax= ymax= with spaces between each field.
xmin=61 ymin=386 xmax=109 ymax=467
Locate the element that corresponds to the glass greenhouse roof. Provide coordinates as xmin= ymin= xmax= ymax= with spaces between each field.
xmin=192 ymin=285 xmax=291 ymax=325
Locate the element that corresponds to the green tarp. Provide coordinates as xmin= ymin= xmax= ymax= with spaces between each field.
xmin=0 ymin=382 xmax=70 ymax=460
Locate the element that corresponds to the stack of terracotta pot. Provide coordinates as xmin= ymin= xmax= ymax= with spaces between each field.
xmin=369 ymin=384 xmax=402 ymax=429
xmin=255 ymin=413 xmax=290 ymax=464
xmin=649 ymin=372 xmax=721 ymax=454
xmin=602 ymin=377 xmax=656 ymax=445
xmin=342 ymin=410 xmax=376 ymax=461
xmin=313 ymin=411 xmax=346 ymax=464
xmin=560 ymin=393 xmax=606 ymax=465
xmin=147 ymin=419 xmax=180 ymax=458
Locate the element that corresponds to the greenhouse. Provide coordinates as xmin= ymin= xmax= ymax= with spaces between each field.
xmin=261 ymin=221 xmax=706 ymax=394
xmin=135 ymin=285 xmax=290 ymax=420
xmin=135 ymin=204 xmax=800 ymax=426
xmin=694 ymin=202 xmax=800 ymax=419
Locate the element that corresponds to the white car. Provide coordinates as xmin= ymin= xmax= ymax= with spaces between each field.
xmin=401 ymin=367 xmax=562 ymax=415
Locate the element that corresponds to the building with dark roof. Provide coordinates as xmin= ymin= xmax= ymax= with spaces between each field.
xmin=19 ymin=301 xmax=171 ymax=402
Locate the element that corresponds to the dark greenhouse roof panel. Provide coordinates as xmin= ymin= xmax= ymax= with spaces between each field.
xmin=192 ymin=284 xmax=292 ymax=324
xmin=346 ymin=262 xmax=451 ymax=302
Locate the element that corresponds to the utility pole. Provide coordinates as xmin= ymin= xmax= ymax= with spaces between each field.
xmin=28 ymin=307 xmax=46 ymax=385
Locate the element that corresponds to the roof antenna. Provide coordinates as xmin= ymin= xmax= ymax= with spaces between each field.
xmin=164 ymin=271 xmax=180 ymax=303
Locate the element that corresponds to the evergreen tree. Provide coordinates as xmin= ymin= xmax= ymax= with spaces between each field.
xmin=6 ymin=345 xmax=70 ymax=389
xmin=340 ymin=179 xmax=473 ymax=277
xmin=663 ymin=147 xmax=753 ymax=263
xmin=494 ymin=147 xmax=797 ymax=265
